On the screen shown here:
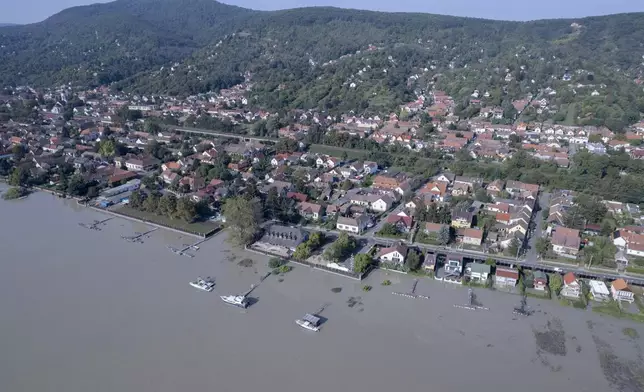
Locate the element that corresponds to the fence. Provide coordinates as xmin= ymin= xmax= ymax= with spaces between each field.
xmin=246 ymin=246 xmax=368 ymax=280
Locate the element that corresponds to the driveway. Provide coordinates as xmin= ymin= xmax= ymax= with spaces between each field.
xmin=526 ymin=192 xmax=550 ymax=263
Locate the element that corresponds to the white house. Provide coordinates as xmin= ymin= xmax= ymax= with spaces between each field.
xmin=627 ymin=242 xmax=644 ymax=257
xmin=378 ymin=244 xmax=408 ymax=265
xmin=560 ymin=272 xmax=581 ymax=299
xmin=465 ymin=263 xmax=490 ymax=282
xmin=589 ymin=280 xmax=610 ymax=302
xmin=336 ymin=216 xmax=369 ymax=234
xmin=495 ymin=267 xmax=519 ymax=288
xmin=371 ymin=196 xmax=395 ymax=213
xmin=611 ymin=279 xmax=634 ymax=303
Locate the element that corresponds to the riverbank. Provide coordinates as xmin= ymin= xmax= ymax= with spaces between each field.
xmin=95 ymin=205 xmax=220 ymax=238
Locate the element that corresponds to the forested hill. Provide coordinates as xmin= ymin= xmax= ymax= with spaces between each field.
xmin=0 ymin=0 xmax=256 ymax=87
xmin=1 ymin=0 xmax=644 ymax=123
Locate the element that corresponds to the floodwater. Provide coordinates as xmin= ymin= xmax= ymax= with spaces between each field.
xmin=1 ymin=188 xmax=644 ymax=392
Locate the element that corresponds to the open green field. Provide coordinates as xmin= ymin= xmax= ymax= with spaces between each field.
xmin=309 ymin=144 xmax=369 ymax=160
xmin=113 ymin=206 xmax=220 ymax=236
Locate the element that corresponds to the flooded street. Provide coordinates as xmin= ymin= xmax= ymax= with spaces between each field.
xmin=1 ymin=188 xmax=644 ymax=392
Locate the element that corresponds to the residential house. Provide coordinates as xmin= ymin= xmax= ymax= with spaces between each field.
xmin=611 ymin=279 xmax=634 ymax=303
xmin=255 ymin=224 xmax=308 ymax=253
xmin=586 ymin=143 xmax=606 ymax=155
xmin=444 ymin=254 xmax=463 ymax=276
xmin=179 ymin=176 xmax=205 ymax=192
xmin=386 ymin=213 xmax=414 ymax=233
xmin=378 ymin=243 xmax=408 ymax=266
xmin=337 ymin=215 xmax=369 ymax=234
xmin=434 ymin=173 xmax=455 ymax=185
xmin=486 ymin=179 xmax=505 ymax=197
xmin=589 ymin=280 xmax=610 ymax=302
xmin=532 ymin=270 xmax=548 ymax=291
xmin=286 ymin=192 xmax=308 ymax=203
xmin=462 ymin=228 xmax=483 ymax=246
xmin=560 ymin=272 xmax=581 ymax=299
xmin=505 ymin=180 xmax=539 ymax=195
xmin=451 ymin=182 xmax=471 ymax=197
xmin=363 ymin=161 xmax=379 ymax=174
xmin=418 ymin=181 xmax=448 ymax=202
xmin=451 ymin=209 xmax=473 ymax=229
xmin=395 ymin=180 xmax=412 ymax=197
xmin=160 ymin=169 xmax=179 ymax=184
xmin=551 ymin=227 xmax=581 ymax=257
xmin=466 ymin=263 xmax=491 ymax=282
xmin=161 ymin=161 xmax=183 ymax=172
xmin=297 ymin=202 xmax=324 ymax=221
xmin=495 ymin=267 xmax=519 ymax=288
xmin=373 ymin=174 xmax=403 ymax=190
xmin=627 ymin=242 xmax=644 ymax=257
xmin=125 ymin=156 xmax=159 ymax=172
xmin=423 ymin=253 xmax=437 ymax=272
xmin=371 ymin=195 xmax=395 ymax=213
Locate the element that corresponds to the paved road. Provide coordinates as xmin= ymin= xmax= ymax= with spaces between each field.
xmin=301 ymin=223 xmax=644 ymax=286
xmin=526 ymin=191 xmax=550 ymax=263
xmin=170 ymin=126 xmax=277 ymax=143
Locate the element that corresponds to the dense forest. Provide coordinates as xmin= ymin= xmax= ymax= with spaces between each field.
xmin=1 ymin=0 xmax=644 ymax=123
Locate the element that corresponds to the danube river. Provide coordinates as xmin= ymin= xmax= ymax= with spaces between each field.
xmin=1 ymin=188 xmax=643 ymax=392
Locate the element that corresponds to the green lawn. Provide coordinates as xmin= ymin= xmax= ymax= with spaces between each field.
xmin=592 ymin=300 xmax=644 ymax=323
xmin=563 ymin=103 xmax=578 ymax=125
xmin=626 ymin=266 xmax=644 ymax=276
xmin=113 ymin=206 xmax=220 ymax=236
xmin=308 ymin=144 xmax=368 ymax=160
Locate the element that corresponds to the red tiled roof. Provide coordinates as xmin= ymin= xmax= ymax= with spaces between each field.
xmin=563 ymin=272 xmax=576 ymax=285
xmin=496 ymin=268 xmax=519 ymax=279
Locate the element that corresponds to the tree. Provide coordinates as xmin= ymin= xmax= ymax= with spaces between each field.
xmin=222 ymin=197 xmax=262 ymax=246
xmin=158 ymin=194 xmax=178 ymax=218
xmin=142 ymin=193 xmax=160 ymax=212
xmin=506 ymin=238 xmax=521 ymax=257
xmin=12 ymin=144 xmax=25 ymax=160
xmin=293 ymin=243 xmax=311 ymax=261
xmin=8 ymin=167 xmax=28 ymax=186
xmin=268 ymin=257 xmax=285 ymax=269
xmin=437 ymin=225 xmax=451 ymax=245
xmin=176 ymin=197 xmax=198 ymax=222
xmin=378 ymin=223 xmax=399 ymax=236
xmin=143 ymin=119 xmax=161 ymax=134
xmin=323 ymin=232 xmax=356 ymax=262
xmin=308 ymin=232 xmax=324 ymax=250
xmin=353 ymin=253 xmax=373 ymax=273
xmin=404 ymin=249 xmax=422 ymax=272
xmin=129 ymin=190 xmax=145 ymax=209
xmin=341 ymin=179 xmax=353 ymax=191
xmin=86 ymin=186 xmax=99 ymax=198
xmin=98 ymin=139 xmax=116 ymax=157
xmin=535 ymin=238 xmax=551 ymax=258
xmin=2 ymin=187 xmax=28 ymax=200
xmin=600 ymin=218 xmax=616 ymax=237
xmin=474 ymin=188 xmax=492 ymax=203
xmin=67 ymin=174 xmax=88 ymax=196
xmin=584 ymin=236 xmax=617 ymax=267
xmin=548 ymin=273 xmax=563 ymax=295
xmin=264 ymin=187 xmax=280 ymax=220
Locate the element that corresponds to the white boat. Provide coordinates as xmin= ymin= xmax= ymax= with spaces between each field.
xmin=295 ymin=313 xmax=321 ymax=332
xmin=189 ymin=277 xmax=215 ymax=292
xmin=220 ymin=294 xmax=248 ymax=308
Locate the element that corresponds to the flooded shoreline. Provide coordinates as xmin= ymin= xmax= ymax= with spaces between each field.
xmin=1 ymin=189 xmax=644 ymax=392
